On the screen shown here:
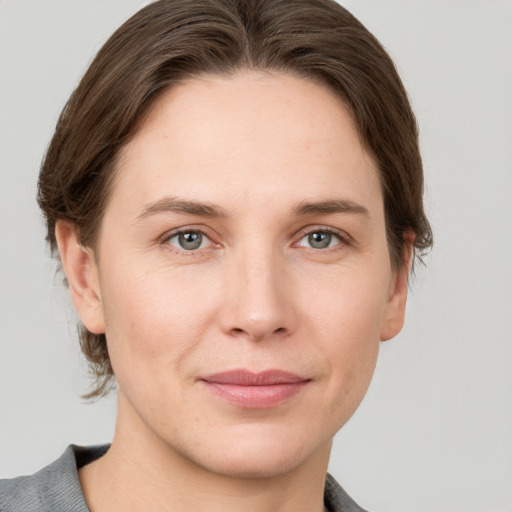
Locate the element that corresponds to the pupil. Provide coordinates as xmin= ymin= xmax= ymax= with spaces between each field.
xmin=179 ymin=232 xmax=202 ymax=250
xmin=309 ymin=232 xmax=331 ymax=249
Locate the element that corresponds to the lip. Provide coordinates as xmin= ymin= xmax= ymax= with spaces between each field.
xmin=199 ymin=370 xmax=310 ymax=409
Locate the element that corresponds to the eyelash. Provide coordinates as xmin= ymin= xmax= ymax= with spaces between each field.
xmin=160 ymin=227 xmax=218 ymax=256
xmin=294 ymin=226 xmax=350 ymax=251
xmin=159 ymin=226 xmax=350 ymax=255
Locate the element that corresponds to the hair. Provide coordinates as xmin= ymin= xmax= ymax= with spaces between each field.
xmin=38 ymin=0 xmax=433 ymax=398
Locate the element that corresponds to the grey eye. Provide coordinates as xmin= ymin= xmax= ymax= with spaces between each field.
xmin=308 ymin=232 xmax=332 ymax=249
xmin=297 ymin=230 xmax=341 ymax=249
xmin=168 ymin=231 xmax=206 ymax=250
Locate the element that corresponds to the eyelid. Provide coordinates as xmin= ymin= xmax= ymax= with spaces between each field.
xmin=159 ymin=225 xmax=220 ymax=253
xmin=293 ymin=225 xmax=352 ymax=248
xmin=157 ymin=224 xmax=352 ymax=254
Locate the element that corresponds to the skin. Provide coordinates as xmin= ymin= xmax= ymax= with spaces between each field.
xmin=56 ymin=71 xmax=411 ymax=512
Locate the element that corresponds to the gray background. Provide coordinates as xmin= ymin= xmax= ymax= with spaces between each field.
xmin=1 ymin=1 xmax=511 ymax=511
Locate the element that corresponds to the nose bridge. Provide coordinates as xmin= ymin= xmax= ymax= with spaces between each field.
xmin=222 ymin=237 xmax=295 ymax=341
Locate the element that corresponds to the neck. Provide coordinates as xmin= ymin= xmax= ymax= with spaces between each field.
xmin=79 ymin=393 xmax=331 ymax=512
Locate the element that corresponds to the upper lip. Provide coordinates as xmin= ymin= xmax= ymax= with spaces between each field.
xmin=200 ymin=369 xmax=309 ymax=386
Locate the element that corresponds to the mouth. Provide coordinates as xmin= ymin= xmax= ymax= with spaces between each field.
xmin=199 ymin=369 xmax=311 ymax=409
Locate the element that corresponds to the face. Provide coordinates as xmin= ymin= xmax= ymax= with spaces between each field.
xmin=63 ymin=71 xmax=409 ymax=478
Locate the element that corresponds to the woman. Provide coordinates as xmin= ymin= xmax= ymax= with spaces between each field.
xmin=1 ymin=0 xmax=431 ymax=510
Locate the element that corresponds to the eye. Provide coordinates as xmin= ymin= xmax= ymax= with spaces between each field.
xmin=166 ymin=230 xmax=211 ymax=251
xmin=296 ymin=230 xmax=343 ymax=249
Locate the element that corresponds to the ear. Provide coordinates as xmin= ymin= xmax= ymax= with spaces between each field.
xmin=380 ymin=232 xmax=415 ymax=342
xmin=55 ymin=221 xmax=105 ymax=335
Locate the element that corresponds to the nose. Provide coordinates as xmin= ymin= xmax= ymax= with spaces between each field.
xmin=219 ymin=245 xmax=297 ymax=343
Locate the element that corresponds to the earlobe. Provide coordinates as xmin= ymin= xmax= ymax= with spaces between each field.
xmin=55 ymin=221 xmax=105 ymax=335
xmin=380 ymin=233 xmax=414 ymax=342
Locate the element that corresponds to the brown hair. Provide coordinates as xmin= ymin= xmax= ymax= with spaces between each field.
xmin=38 ymin=0 xmax=432 ymax=398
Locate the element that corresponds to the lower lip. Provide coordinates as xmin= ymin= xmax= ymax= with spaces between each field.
xmin=202 ymin=381 xmax=309 ymax=408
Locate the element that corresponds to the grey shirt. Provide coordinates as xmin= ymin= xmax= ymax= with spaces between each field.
xmin=0 ymin=445 xmax=368 ymax=511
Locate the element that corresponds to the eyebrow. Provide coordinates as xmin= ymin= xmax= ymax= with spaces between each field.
xmin=137 ymin=196 xmax=370 ymax=221
xmin=291 ymin=199 xmax=370 ymax=218
xmin=137 ymin=196 xmax=228 ymax=220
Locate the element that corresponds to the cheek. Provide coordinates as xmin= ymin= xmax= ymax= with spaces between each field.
xmin=99 ymin=266 xmax=221 ymax=384
xmin=298 ymin=268 xmax=388 ymax=415
xmin=301 ymin=265 xmax=390 ymax=344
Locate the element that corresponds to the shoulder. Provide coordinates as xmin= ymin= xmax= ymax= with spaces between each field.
xmin=324 ymin=473 xmax=369 ymax=512
xmin=0 ymin=445 xmax=108 ymax=512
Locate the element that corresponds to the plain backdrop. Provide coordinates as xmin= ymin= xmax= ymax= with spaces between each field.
xmin=1 ymin=1 xmax=511 ymax=511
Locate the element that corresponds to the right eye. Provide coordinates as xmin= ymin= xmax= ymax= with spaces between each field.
xmin=165 ymin=230 xmax=212 ymax=251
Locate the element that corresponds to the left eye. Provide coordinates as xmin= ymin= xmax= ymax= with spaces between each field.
xmin=297 ymin=231 xmax=342 ymax=249
xmin=166 ymin=230 xmax=210 ymax=251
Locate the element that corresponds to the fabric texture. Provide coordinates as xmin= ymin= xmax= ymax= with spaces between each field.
xmin=0 ymin=445 xmax=368 ymax=512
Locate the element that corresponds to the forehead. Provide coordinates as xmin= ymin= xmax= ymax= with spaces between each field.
xmin=112 ymin=71 xmax=381 ymax=218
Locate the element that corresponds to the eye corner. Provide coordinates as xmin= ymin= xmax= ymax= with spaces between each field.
xmin=292 ymin=226 xmax=352 ymax=251
xmin=159 ymin=226 xmax=221 ymax=255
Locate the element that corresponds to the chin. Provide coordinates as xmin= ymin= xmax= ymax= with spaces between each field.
xmin=181 ymin=424 xmax=332 ymax=480
xmin=197 ymin=447 xmax=310 ymax=480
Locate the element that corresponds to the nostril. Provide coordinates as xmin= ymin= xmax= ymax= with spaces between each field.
xmin=228 ymin=326 xmax=287 ymax=340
